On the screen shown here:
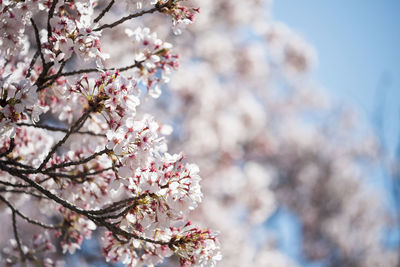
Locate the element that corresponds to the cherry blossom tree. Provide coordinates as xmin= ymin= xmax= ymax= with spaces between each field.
xmin=0 ymin=1 xmax=221 ymax=266
xmin=1 ymin=0 xmax=398 ymax=267
xmin=121 ymin=0 xmax=396 ymax=266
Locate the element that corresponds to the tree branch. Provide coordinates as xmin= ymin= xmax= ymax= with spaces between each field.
xmin=0 ymin=180 xmax=32 ymax=188
xmin=93 ymin=2 xmax=169 ymax=32
xmin=0 ymin=188 xmax=45 ymax=199
xmin=43 ymin=60 xmax=143 ymax=82
xmin=37 ymin=105 xmax=96 ymax=171
xmin=30 ymin=19 xmax=45 ymax=66
xmin=0 ymin=159 xmax=35 ymax=170
xmin=37 ymin=60 xmax=66 ymax=91
xmin=12 ymin=211 xmax=26 ymax=262
xmin=31 ymin=18 xmax=54 ymax=89
xmin=44 ymin=166 xmax=113 ymax=182
xmin=0 ymin=163 xmax=177 ymax=247
xmin=16 ymin=122 xmax=106 ymax=137
xmin=0 ymin=195 xmax=59 ymax=230
xmin=94 ymin=0 xmax=115 ymax=23
xmin=44 ymin=147 xmax=110 ymax=172
xmin=47 ymin=0 xmax=58 ymax=40
xmin=26 ymin=50 xmax=40 ymax=78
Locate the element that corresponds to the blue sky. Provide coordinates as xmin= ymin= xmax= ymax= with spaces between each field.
xmin=273 ymin=0 xmax=400 ymax=155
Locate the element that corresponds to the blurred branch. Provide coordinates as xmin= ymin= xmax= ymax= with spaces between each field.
xmin=94 ymin=0 xmax=115 ymax=23
xmin=93 ymin=1 xmax=170 ymax=32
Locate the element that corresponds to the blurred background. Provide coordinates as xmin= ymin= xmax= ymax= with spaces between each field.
xmin=274 ymin=0 xmax=400 ymax=155
xmin=271 ymin=1 xmax=400 ymax=265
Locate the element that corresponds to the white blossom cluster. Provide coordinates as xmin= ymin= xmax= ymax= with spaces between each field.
xmin=0 ymin=1 xmax=221 ymax=267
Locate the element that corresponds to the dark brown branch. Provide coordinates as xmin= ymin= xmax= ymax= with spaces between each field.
xmin=94 ymin=0 xmax=115 ymax=23
xmin=26 ymin=50 xmax=40 ymax=78
xmin=118 ymin=61 xmax=143 ymax=72
xmin=0 ymin=162 xmax=95 ymax=215
xmin=12 ymin=210 xmax=26 ymax=262
xmin=16 ymin=122 xmax=106 ymax=137
xmin=8 ymin=149 xmax=110 ymax=175
xmin=0 ymin=195 xmax=59 ymax=230
xmin=37 ymin=105 xmax=96 ymax=171
xmin=44 ymin=166 xmax=113 ymax=181
xmin=44 ymin=147 xmax=110 ymax=172
xmin=0 ymin=163 xmax=176 ymax=246
xmin=43 ymin=61 xmax=143 ymax=82
xmin=0 ymin=180 xmax=31 ymax=188
xmin=37 ymin=60 xmax=66 ymax=91
xmin=31 ymin=18 xmax=55 ymax=89
xmin=47 ymin=0 xmax=59 ymax=40
xmin=86 ymin=197 xmax=138 ymax=215
xmin=0 ymin=187 xmax=47 ymax=199
xmin=1 ymin=162 xmax=129 ymax=217
xmin=30 ymin=19 xmax=45 ymax=66
xmin=0 ymin=159 xmax=35 ymax=170
xmin=95 ymin=202 xmax=134 ymax=220
xmin=93 ymin=3 xmax=169 ymax=32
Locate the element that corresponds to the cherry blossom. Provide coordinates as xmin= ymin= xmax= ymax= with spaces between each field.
xmin=0 ymin=1 xmax=217 ymax=267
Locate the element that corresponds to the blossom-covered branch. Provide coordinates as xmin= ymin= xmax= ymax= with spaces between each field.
xmin=0 ymin=1 xmax=220 ymax=266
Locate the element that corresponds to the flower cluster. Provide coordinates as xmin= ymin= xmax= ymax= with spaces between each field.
xmin=0 ymin=79 xmax=44 ymax=139
xmin=43 ymin=0 xmax=106 ymax=68
xmin=0 ymin=1 xmax=218 ymax=267
xmin=2 ymin=234 xmax=58 ymax=267
xmin=56 ymin=207 xmax=97 ymax=254
xmin=158 ymin=0 xmax=200 ymax=34
xmin=103 ymin=225 xmax=221 ymax=267
xmin=125 ymin=27 xmax=179 ymax=98
xmin=70 ymin=72 xmax=140 ymax=128
xmin=0 ymin=1 xmax=46 ymax=59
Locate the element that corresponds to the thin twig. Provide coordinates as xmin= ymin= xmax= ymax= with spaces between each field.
xmin=26 ymin=50 xmax=40 ymax=78
xmin=94 ymin=0 xmax=115 ymax=23
xmin=30 ymin=19 xmax=45 ymax=66
xmin=0 ymin=162 xmax=95 ymax=215
xmin=44 ymin=166 xmax=113 ymax=180
xmin=0 ymin=188 xmax=47 ymax=199
xmin=43 ymin=61 xmax=142 ymax=82
xmin=0 ymin=195 xmax=59 ymax=230
xmin=8 ymin=150 xmax=110 ymax=175
xmin=37 ymin=60 xmax=66 ymax=91
xmin=98 ymin=219 xmax=172 ymax=245
xmin=37 ymin=105 xmax=96 ymax=171
xmin=44 ymin=148 xmax=110 ymax=172
xmin=12 ymin=211 xmax=26 ymax=262
xmin=31 ymin=18 xmax=55 ymax=89
xmin=0 ymin=163 xmax=176 ymax=246
xmin=96 ymin=202 xmax=135 ymax=220
xmin=47 ymin=0 xmax=59 ymax=40
xmin=1 ymin=162 xmax=128 ymax=217
xmin=87 ymin=196 xmax=140 ymax=215
xmin=0 ymin=180 xmax=31 ymax=188
xmin=16 ymin=122 xmax=106 ymax=137
xmin=0 ymin=159 xmax=35 ymax=170
xmin=93 ymin=3 xmax=168 ymax=32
